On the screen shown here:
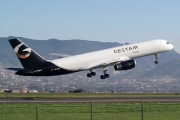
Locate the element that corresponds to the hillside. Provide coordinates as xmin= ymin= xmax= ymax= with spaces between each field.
xmin=0 ymin=36 xmax=180 ymax=92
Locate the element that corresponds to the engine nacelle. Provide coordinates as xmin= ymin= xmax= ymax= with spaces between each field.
xmin=114 ymin=59 xmax=136 ymax=71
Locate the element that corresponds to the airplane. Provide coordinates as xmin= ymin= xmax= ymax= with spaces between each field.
xmin=8 ymin=38 xmax=173 ymax=79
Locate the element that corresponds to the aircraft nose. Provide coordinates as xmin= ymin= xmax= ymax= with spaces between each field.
xmin=166 ymin=41 xmax=174 ymax=50
xmin=169 ymin=44 xmax=174 ymax=50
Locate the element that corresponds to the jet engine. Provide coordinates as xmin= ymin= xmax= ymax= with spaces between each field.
xmin=114 ymin=59 xmax=136 ymax=71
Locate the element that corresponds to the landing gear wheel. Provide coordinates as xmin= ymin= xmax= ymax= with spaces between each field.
xmin=154 ymin=54 xmax=159 ymax=64
xmin=87 ymin=73 xmax=92 ymax=77
xmin=92 ymin=72 xmax=96 ymax=76
xmin=100 ymin=74 xmax=110 ymax=79
xmin=155 ymin=61 xmax=159 ymax=64
xmin=104 ymin=74 xmax=110 ymax=78
xmin=100 ymin=75 xmax=105 ymax=79
xmin=87 ymin=70 xmax=96 ymax=78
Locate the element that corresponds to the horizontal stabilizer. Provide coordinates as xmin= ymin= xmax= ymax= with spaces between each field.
xmin=6 ymin=68 xmax=24 ymax=71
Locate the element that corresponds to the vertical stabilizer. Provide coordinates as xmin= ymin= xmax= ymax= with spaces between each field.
xmin=9 ymin=38 xmax=46 ymax=69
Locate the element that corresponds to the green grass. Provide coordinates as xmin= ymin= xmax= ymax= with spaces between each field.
xmin=0 ymin=93 xmax=180 ymax=120
xmin=0 ymin=93 xmax=180 ymax=98
xmin=0 ymin=103 xmax=180 ymax=120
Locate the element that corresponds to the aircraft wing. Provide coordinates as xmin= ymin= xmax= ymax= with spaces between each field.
xmin=49 ymin=53 xmax=71 ymax=58
xmin=88 ymin=56 xmax=131 ymax=69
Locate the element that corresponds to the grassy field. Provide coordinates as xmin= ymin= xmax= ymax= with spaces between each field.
xmin=0 ymin=92 xmax=180 ymax=98
xmin=0 ymin=93 xmax=180 ymax=120
xmin=0 ymin=103 xmax=180 ymax=120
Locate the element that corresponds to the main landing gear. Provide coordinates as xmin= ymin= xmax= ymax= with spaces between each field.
xmin=155 ymin=54 xmax=159 ymax=64
xmin=87 ymin=70 xmax=96 ymax=77
xmin=86 ymin=67 xmax=110 ymax=79
xmin=100 ymin=67 xmax=110 ymax=79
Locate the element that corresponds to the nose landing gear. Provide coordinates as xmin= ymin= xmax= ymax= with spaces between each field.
xmin=155 ymin=54 xmax=159 ymax=64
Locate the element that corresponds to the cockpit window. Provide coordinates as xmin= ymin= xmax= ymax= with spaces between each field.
xmin=166 ymin=42 xmax=170 ymax=44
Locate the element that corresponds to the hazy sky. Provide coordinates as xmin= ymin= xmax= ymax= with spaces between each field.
xmin=1 ymin=0 xmax=180 ymax=51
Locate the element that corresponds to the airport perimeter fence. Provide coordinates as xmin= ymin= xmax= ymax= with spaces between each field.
xmin=0 ymin=101 xmax=180 ymax=120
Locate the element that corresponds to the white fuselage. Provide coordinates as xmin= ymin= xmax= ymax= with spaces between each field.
xmin=50 ymin=39 xmax=173 ymax=71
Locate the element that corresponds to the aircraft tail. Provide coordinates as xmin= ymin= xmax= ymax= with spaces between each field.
xmin=9 ymin=38 xmax=47 ymax=69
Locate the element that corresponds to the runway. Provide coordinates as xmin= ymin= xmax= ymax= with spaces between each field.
xmin=0 ymin=97 xmax=180 ymax=103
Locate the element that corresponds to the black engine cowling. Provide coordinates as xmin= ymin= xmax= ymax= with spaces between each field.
xmin=114 ymin=59 xmax=136 ymax=71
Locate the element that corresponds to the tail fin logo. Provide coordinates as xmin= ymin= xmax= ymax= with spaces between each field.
xmin=14 ymin=43 xmax=32 ymax=59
